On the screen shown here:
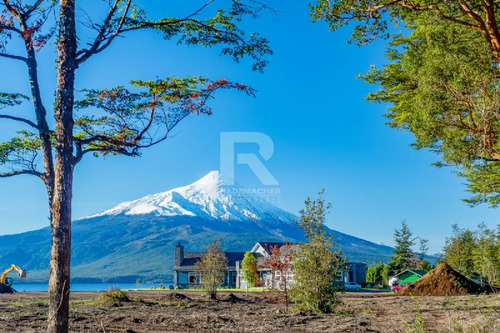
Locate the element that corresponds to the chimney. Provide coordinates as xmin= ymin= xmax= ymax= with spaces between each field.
xmin=175 ymin=242 xmax=184 ymax=267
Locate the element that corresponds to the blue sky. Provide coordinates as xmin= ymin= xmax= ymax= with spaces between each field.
xmin=0 ymin=1 xmax=497 ymax=253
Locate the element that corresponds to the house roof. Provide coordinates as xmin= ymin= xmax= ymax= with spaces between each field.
xmin=179 ymin=251 xmax=245 ymax=268
xmin=395 ymin=269 xmax=427 ymax=278
xmin=255 ymin=242 xmax=298 ymax=255
xmin=257 ymin=242 xmax=284 ymax=254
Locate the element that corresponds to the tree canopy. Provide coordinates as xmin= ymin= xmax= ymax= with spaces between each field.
xmin=443 ymin=223 xmax=500 ymax=287
xmin=310 ymin=0 xmax=500 ymax=206
xmin=241 ymin=251 xmax=258 ymax=288
xmin=0 ymin=0 xmax=271 ymax=186
xmin=390 ymin=221 xmax=417 ymax=272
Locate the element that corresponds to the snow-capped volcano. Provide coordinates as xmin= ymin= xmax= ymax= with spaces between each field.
xmin=2 ymin=171 xmax=399 ymax=282
xmin=88 ymin=171 xmax=295 ymax=223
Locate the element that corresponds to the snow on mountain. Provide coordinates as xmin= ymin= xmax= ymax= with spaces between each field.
xmin=86 ymin=171 xmax=296 ymax=224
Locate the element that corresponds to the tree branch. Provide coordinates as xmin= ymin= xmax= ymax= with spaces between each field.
xmin=0 ymin=23 xmax=23 ymax=35
xmin=0 ymin=52 xmax=28 ymax=62
xmin=0 ymin=169 xmax=43 ymax=178
xmin=0 ymin=113 xmax=42 ymax=129
xmin=75 ymin=0 xmax=132 ymax=66
xmin=76 ymin=0 xmax=250 ymax=67
xmin=24 ymin=0 xmax=44 ymax=17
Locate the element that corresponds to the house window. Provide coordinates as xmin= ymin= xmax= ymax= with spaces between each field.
xmin=188 ymin=272 xmax=197 ymax=284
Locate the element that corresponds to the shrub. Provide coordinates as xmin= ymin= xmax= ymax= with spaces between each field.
xmin=195 ymin=240 xmax=228 ymax=300
xmin=100 ymin=287 xmax=130 ymax=304
xmin=290 ymin=192 xmax=345 ymax=313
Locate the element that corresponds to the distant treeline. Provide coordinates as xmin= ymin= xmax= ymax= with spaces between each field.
xmin=442 ymin=224 xmax=500 ymax=289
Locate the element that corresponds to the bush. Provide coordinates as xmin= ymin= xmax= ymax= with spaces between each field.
xmin=100 ymin=287 xmax=130 ymax=304
xmin=290 ymin=192 xmax=344 ymax=313
xmin=195 ymin=240 xmax=228 ymax=300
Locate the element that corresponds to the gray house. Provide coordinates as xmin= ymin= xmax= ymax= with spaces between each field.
xmin=341 ymin=262 xmax=367 ymax=285
xmin=173 ymin=242 xmax=245 ymax=288
xmin=173 ymin=242 xmax=367 ymax=289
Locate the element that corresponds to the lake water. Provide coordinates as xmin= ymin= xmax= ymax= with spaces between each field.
xmin=12 ymin=283 xmax=173 ymax=292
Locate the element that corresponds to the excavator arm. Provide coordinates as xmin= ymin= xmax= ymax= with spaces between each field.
xmin=0 ymin=265 xmax=26 ymax=284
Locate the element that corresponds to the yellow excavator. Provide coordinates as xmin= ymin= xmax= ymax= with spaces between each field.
xmin=0 ymin=265 xmax=26 ymax=293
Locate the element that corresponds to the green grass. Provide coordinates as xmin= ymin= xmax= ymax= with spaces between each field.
xmin=9 ymin=301 xmax=26 ymax=309
xmin=32 ymin=299 xmax=49 ymax=307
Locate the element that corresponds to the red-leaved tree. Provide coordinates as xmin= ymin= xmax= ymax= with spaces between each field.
xmin=264 ymin=243 xmax=294 ymax=312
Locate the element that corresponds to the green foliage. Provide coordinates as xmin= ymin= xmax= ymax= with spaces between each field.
xmin=417 ymin=238 xmax=429 ymax=261
xmin=416 ymin=260 xmax=432 ymax=273
xmin=99 ymin=288 xmax=130 ymax=304
xmin=390 ymin=221 xmax=416 ymax=272
xmin=362 ymin=19 xmax=500 ymax=206
xmin=381 ymin=263 xmax=393 ymax=285
xmin=0 ymin=131 xmax=46 ymax=175
xmin=195 ymin=240 xmax=228 ymax=300
xmin=443 ymin=223 xmax=500 ymax=287
xmin=123 ymin=1 xmax=272 ymax=72
xmin=290 ymin=191 xmax=344 ymax=313
xmin=73 ymin=77 xmax=255 ymax=158
xmin=472 ymin=224 xmax=500 ymax=287
xmin=241 ymin=251 xmax=258 ymax=288
xmin=366 ymin=261 xmax=385 ymax=285
xmin=403 ymin=297 xmax=427 ymax=333
xmin=415 ymin=238 xmax=432 ymax=271
xmin=0 ymin=93 xmax=29 ymax=107
xmin=310 ymin=1 xmax=500 ymax=206
xmin=309 ymin=1 xmax=493 ymax=47
xmin=0 ymin=1 xmax=270 ymax=178
xmin=442 ymin=224 xmax=476 ymax=279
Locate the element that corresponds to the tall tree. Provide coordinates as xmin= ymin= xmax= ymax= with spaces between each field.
xmin=390 ymin=221 xmax=416 ymax=272
xmin=418 ymin=238 xmax=429 ymax=261
xmin=290 ymin=191 xmax=344 ymax=313
xmin=0 ymin=1 xmax=271 ymax=332
xmin=195 ymin=240 xmax=228 ymax=300
xmin=472 ymin=223 xmax=499 ymax=288
xmin=366 ymin=261 xmax=384 ymax=286
xmin=416 ymin=238 xmax=432 ymax=271
xmin=241 ymin=251 xmax=258 ymax=294
xmin=310 ymin=1 xmax=500 ymax=206
xmin=442 ymin=224 xmax=476 ymax=278
xmin=442 ymin=223 xmax=499 ymax=287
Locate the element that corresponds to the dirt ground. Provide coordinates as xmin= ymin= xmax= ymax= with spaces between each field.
xmin=0 ymin=291 xmax=499 ymax=333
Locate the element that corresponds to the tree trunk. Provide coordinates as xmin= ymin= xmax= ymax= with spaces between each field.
xmin=47 ymin=1 xmax=77 ymax=332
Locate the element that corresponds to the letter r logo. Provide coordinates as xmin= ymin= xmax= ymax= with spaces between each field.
xmin=220 ymin=132 xmax=278 ymax=186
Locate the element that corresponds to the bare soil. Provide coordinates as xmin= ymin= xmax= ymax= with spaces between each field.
xmin=0 ymin=290 xmax=499 ymax=332
xmin=400 ymin=263 xmax=486 ymax=296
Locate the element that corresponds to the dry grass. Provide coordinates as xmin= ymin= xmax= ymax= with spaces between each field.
xmin=0 ymin=291 xmax=498 ymax=332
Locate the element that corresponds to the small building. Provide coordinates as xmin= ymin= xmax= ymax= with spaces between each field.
xmin=393 ymin=269 xmax=427 ymax=284
xmin=173 ymin=242 xmax=244 ymax=288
